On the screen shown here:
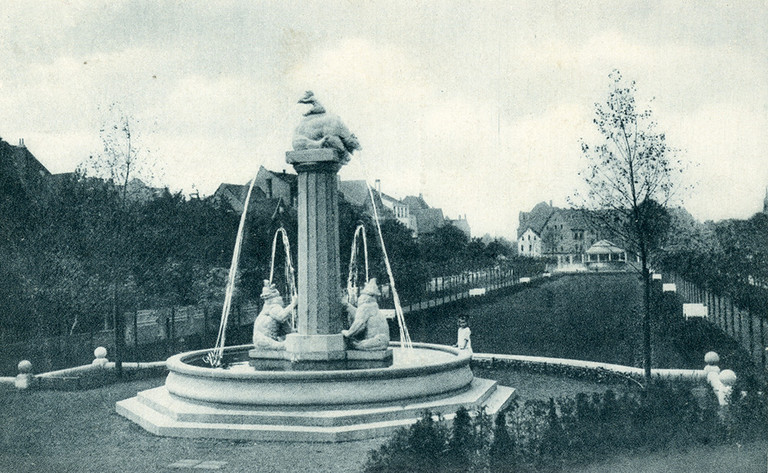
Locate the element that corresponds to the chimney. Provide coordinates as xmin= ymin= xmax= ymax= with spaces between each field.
xmin=549 ymin=200 xmax=552 ymax=207
xmin=19 ymin=138 xmax=25 ymax=147
xmin=375 ymin=179 xmax=381 ymax=195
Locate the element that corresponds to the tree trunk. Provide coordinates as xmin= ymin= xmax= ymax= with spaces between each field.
xmin=641 ymin=256 xmax=652 ymax=382
xmin=113 ymin=282 xmax=123 ymax=377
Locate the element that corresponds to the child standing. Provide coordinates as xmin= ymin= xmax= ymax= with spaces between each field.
xmin=455 ymin=315 xmax=472 ymax=352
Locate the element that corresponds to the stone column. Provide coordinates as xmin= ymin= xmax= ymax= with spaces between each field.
xmin=284 ymin=149 xmax=345 ymax=361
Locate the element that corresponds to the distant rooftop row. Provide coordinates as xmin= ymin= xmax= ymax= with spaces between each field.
xmin=213 ymin=165 xmax=470 ymax=239
xmin=1 ymin=138 xmax=471 ymax=239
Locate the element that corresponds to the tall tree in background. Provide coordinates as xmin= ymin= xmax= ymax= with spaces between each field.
xmin=575 ymin=70 xmax=684 ymax=381
xmin=79 ymin=103 xmax=155 ymax=376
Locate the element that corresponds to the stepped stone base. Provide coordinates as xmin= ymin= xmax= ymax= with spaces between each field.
xmin=116 ymin=378 xmax=515 ymax=442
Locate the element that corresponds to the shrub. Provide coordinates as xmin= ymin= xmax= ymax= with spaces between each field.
xmin=365 ymin=381 xmax=766 ymax=473
xmin=489 ymin=408 xmax=515 ymax=472
xmin=363 ymin=411 xmax=449 ymax=473
xmin=727 ymin=378 xmax=768 ymax=442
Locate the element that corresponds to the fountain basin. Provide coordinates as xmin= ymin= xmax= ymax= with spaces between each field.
xmin=166 ymin=342 xmax=473 ymax=406
xmin=116 ymin=342 xmax=516 ymax=441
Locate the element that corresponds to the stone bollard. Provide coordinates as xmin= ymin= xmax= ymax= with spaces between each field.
xmin=717 ymin=370 xmax=737 ymax=405
xmin=703 ymin=352 xmax=737 ymax=406
xmin=15 ymin=360 xmax=34 ymax=390
xmin=703 ymin=351 xmax=720 ymax=375
xmin=92 ymin=347 xmax=109 ymax=367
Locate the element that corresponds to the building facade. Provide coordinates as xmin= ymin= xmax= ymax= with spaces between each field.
xmin=517 ymin=201 xmax=611 ymax=266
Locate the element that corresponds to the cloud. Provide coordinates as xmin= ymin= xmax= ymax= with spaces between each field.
xmin=1 ymin=2 xmax=766 ymax=239
xmin=668 ymin=104 xmax=768 ymax=220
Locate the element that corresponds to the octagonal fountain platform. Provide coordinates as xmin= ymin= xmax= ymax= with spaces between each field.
xmin=116 ymin=342 xmax=515 ymax=442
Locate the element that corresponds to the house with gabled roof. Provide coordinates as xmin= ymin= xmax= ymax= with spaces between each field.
xmin=412 ymin=207 xmax=444 ymax=235
xmin=516 ymin=201 xmax=621 ymax=267
xmin=402 ymin=194 xmax=430 ymax=212
xmin=213 ymin=182 xmax=266 ymax=214
xmin=379 ymin=192 xmax=417 ymax=235
xmin=401 ymin=193 xmax=451 ymax=237
xmin=213 ymin=166 xmax=298 ymax=215
xmin=338 ymin=179 xmax=388 ymax=220
xmin=0 ymin=138 xmax=52 ymax=205
xmin=446 ymin=214 xmax=471 ymax=239
xmin=516 ymin=201 xmax=555 ymax=257
xmin=364 ymin=179 xmax=416 ymax=235
xmin=254 ymin=166 xmax=297 ymax=206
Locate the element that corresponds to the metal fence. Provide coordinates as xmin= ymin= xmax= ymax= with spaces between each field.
xmin=1 ymin=265 xmax=534 ymax=376
xmin=669 ymin=273 xmax=767 ymax=372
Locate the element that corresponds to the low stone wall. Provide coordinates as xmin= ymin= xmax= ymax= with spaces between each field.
xmin=472 ymin=351 xmax=736 ymax=404
xmin=472 ymin=353 xmax=705 ymax=384
xmin=4 ymin=346 xmax=737 ymax=405
xmin=0 ymin=349 xmax=168 ymax=391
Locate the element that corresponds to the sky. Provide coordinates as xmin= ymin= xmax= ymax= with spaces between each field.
xmin=1 ymin=1 xmax=766 ymax=239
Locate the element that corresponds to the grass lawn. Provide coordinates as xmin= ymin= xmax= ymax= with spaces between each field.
xmin=570 ymin=440 xmax=767 ymax=473
xmin=473 ymin=367 xmax=634 ymax=400
xmin=407 ymin=273 xmax=753 ymax=372
xmin=0 ymin=377 xmax=383 ymax=473
xmin=409 ymin=273 xmax=643 ymax=365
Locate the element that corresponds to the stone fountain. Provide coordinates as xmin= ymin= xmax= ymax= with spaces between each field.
xmin=116 ymin=93 xmax=515 ymax=442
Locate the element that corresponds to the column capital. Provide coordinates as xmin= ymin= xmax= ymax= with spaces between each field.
xmin=287 ymin=149 xmax=343 ymax=174
xmin=286 ymin=149 xmax=343 ymax=165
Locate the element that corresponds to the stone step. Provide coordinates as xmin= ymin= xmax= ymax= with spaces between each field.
xmin=119 ymin=396 xmax=431 ymax=442
xmin=481 ymin=384 xmax=516 ymax=415
xmin=116 ymin=378 xmax=516 ymax=442
xmin=134 ymin=378 xmax=502 ymax=428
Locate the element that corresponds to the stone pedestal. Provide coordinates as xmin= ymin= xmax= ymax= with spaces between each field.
xmin=285 ymin=333 xmax=345 ymax=361
xmin=285 ymin=149 xmax=346 ymax=361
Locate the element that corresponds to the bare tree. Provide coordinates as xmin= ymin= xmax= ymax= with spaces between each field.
xmin=78 ymin=103 xmax=155 ymax=376
xmin=80 ymin=103 xmax=158 ymax=198
xmin=573 ymin=70 xmax=685 ymax=381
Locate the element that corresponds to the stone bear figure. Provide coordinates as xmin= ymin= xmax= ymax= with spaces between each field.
xmin=342 ymin=279 xmax=390 ymax=351
xmin=252 ymin=281 xmax=296 ymax=351
xmin=292 ymin=90 xmax=361 ymax=164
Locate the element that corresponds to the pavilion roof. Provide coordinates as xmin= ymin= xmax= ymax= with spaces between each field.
xmin=586 ymin=240 xmax=625 ymax=254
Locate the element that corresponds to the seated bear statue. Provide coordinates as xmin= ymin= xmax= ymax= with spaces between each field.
xmin=252 ymin=281 xmax=296 ymax=350
xmin=342 ymin=278 xmax=390 ymax=351
xmin=292 ymin=91 xmax=361 ymax=164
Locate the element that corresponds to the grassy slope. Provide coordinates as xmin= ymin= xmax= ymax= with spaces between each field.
xmin=408 ymin=274 xmax=642 ymax=366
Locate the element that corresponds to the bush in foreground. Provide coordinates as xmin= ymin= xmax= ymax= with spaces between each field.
xmin=363 ymin=381 xmax=768 ymax=472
